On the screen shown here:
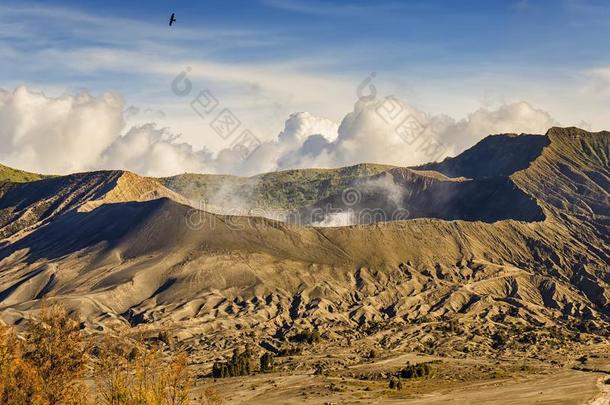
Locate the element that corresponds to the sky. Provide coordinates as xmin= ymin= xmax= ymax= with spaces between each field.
xmin=0 ymin=0 xmax=609 ymax=176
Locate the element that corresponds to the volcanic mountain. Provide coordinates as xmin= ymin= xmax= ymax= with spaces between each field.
xmin=0 ymin=127 xmax=608 ymax=361
xmin=0 ymin=170 xmax=189 ymax=241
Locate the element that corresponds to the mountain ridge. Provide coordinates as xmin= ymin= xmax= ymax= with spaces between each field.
xmin=0 ymin=169 xmax=189 ymax=242
xmin=0 ymin=163 xmax=50 ymax=183
xmin=0 ymin=127 xmax=607 ymax=362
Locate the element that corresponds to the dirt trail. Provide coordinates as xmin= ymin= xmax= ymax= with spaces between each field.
xmin=588 ymin=376 xmax=610 ymax=405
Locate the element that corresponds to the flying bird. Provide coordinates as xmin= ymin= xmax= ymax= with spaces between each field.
xmin=169 ymin=13 xmax=176 ymax=26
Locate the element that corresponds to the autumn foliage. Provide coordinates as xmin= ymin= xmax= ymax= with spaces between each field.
xmin=95 ymin=337 xmax=192 ymax=405
xmin=1 ymin=305 xmax=87 ymax=404
xmin=0 ymin=304 xmax=211 ymax=405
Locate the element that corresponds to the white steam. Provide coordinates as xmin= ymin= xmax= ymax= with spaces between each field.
xmin=311 ymin=212 xmax=357 ymax=227
xmin=357 ymin=173 xmax=405 ymax=206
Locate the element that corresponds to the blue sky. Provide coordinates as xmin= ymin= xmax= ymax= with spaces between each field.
xmin=2 ymin=1 xmax=610 ymax=123
xmin=0 ymin=0 xmax=609 ymax=175
xmin=7 ymin=0 xmax=610 ymax=65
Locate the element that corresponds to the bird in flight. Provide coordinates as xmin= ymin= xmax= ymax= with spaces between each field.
xmin=169 ymin=13 xmax=176 ymax=26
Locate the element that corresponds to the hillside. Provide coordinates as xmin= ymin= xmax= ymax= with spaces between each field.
xmin=0 ymin=127 xmax=608 ymax=403
xmin=294 ymin=166 xmax=544 ymax=224
xmin=0 ymin=163 xmax=48 ymax=183
xmin=0 ymin=127 xmax=607 ymax=328
xmin=157 ymin=163 xmax=394 ymax=210
xmin=0 ymin=170 xmax=190 ymax=241
xmin=416 ymin=133 xmax=550 ymax=179
xmin=512 ymin=127 xmax=610 ymax=238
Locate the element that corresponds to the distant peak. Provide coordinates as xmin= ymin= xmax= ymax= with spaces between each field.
xmin=546 ymin=126 xmax=610 ymax=137
xmin=79 ymin=170 xmax=190 ymax=212
xmin=415 ymin=132 xmax=550 ymax=179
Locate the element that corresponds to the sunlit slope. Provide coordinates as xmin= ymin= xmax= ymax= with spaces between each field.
xmin=0 ymin=170 xmax=189 ymax=240
xmin=0 ymin=163 xmax=48 ymax=183
xmin=158 ymin=163 xmax=394 ymax=210
xmin=0 ymin=128 xmax=607 ymax=356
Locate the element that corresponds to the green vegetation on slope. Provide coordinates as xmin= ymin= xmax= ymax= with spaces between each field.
xmin=0 ymin=163 xmax=47 ymax=183
xmin=157 ymin=163 xmax=394 ymax=210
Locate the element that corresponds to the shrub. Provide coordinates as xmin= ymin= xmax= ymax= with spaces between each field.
xmin=260 ymin=352 xmax=275 ymax=372
xmin=0 ymin=325 xmax=43 ymax=404
xmin=158 ymin=331 xmax=175 ymax=349
xmin=398 ymin=362 xmax=433 ymax=379
xmin=212 ymin=347 xmax=254 ymax=378
xmin=388 ymin=377 xmax=402 ymax=389
xmin=0 ymin=303 xmax=200 ymax=405
xmin=290 ymin=330 xmax=321 ymax=344
xmin=23 ymin=304 xmax=90 ymax=405
xmin=95 ymin=337 xmax=193 ymax=405
xmin=313 ymin=364 xmax=325 ymax=375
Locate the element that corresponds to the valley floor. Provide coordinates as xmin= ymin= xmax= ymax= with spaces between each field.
xmin=191 ymin=346 xmax=610 ymax=404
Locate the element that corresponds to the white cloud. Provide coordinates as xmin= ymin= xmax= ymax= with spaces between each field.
xmin=0 ymin=86 xmax=123 ymax=174
xmin=430 ymin=101 xmax=559 ymax=151
xmin=0 ymin=87 xmax=213 ymax=176
xmin=250 ymin=97 xmax=558 ymax=173
xmin=278 ymin=112 xmax=338 ymax=143
xmin=100 ymin=124 xmax=213 ymax=177
xmin=2 ymin=0 xmax=609 ymax=146
xmin=589 ymin=67 xmax=610 ymax=82
xmin=0 ymin=86 xmax=561 ymax=177
xmin=261 ymin=0 xmax=403 ymax=16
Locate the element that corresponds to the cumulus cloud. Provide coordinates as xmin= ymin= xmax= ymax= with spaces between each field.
xmin=100 ymin=124 xmax=212 ymax=177
xmin=0 ymin=86 xmax=561 ymax=177
xmin=0 ymin=87 xmax=214 ymax=176
xmin=430 ymin=102 xmax=559 ymax=151
xmin=0 ymin=86 xmax=123 ymax=174
xmin=278 ymin=112 xmax=338 ymax=144
xmin=241 ymin=97 xmax=558 ymax=173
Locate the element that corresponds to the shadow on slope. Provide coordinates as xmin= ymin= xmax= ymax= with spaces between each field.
xmin=0 ymin=170 xmax=188 ymax=240
xmin=294 ymin=168 xmax=545 ymax=225
xmin=0 ymin=198 xmax=352 ymax=265
xmin=0 ymin=171 xmax=126 ymax=240
xmin=417 ymin=134 xmax=550 ymax=179
xmin=0 ymin=199 xmax=162 ymax=263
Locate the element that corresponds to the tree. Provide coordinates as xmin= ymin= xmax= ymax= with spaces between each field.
xmin=291 ymin=329 xmax=322 ymax=344
xmin=0 ymin=325 xmax=44 ymax=405
xmin=260 ymin=352 xmax=275 ymax=372
xmin=2 ymin=304 xmax=199 ymax=405
xmin=212 ymin=346 xmax=255 ymax=378
xmin=399 ymin=362 xmax=432 ymax=379
xmin=24 ymin=304 xmax=90 ymax=405
xmin=95 ymin=337 xmax=193 ymax=405
xmin=388 ymin=377 xmax=402 ymax=389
